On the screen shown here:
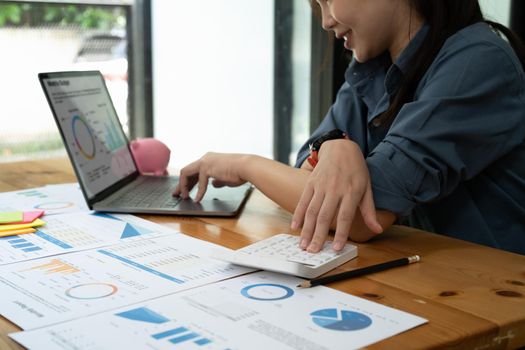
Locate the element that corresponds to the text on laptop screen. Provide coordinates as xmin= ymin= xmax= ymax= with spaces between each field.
xmin=42 ymin=74 xmax=136 ymax=199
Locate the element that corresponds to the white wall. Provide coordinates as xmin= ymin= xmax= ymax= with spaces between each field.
xmin=152 ymin=0 xmax=274 ymax=169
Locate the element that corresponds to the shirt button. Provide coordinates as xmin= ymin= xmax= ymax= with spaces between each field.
xmin=372 ymin=119 xmax=381 ymax=127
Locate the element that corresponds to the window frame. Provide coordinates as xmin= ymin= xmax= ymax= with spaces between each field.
xmin=129 ymin=0 xmax=153 ymax=138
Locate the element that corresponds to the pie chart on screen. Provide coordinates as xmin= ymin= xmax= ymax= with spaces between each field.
xmin=311 ymin=308 xmax=372 ymax=331
xmin=72 ymin=115 xmax=96 ymax=160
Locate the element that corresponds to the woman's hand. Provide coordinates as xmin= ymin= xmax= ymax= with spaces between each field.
xmin=173 ymin=152 xmax=248 ymax=202
xmin=291 ymin=139 xmax=383 ymax=252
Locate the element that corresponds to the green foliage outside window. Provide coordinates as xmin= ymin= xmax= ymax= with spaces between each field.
xmin=0 ymin=2 xmax=126 ymax=30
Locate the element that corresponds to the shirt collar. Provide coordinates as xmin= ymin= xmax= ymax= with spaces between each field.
xmin=384 ymin=24 xmax=428 ymax=96
xmin=393 ymin=24 xmax=429 ymax=74
xmin=346 ymin=24 xmax=429 ymax=91
xmin=345 ymin=52 xmax=390 ymax=88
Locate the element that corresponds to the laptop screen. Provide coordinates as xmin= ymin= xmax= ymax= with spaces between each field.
xmin=40 ymin=72 xmax=137 ymax=200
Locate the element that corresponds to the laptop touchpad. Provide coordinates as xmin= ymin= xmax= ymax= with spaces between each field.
xmin=175 ymin=184 xmax=249 ymax=213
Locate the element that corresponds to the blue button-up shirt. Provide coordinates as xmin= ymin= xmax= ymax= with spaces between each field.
xmin=296 ymin=23 xmax=525 ymax=255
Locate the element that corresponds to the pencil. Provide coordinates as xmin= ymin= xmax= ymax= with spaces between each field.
xmin=297 ymin=255 xmax=420 ymax=288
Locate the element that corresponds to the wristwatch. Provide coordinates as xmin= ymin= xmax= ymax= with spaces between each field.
xmin=307 ymin=129 xmax=347 ymax=167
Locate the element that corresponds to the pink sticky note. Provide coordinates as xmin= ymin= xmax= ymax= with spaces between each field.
xmin=22 ymin=210 xmax=45 ymax=224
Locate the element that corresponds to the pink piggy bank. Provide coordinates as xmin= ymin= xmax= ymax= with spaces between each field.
xmin=130 ymin=138 xmax=171 ymax=176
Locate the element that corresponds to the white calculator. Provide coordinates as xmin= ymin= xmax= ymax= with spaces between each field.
xmin=210 ymin=233 xmax=358 ymax=279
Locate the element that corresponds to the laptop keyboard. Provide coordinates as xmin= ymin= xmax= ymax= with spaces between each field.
xmin=105 ymin=176 xmax=183 ymax=208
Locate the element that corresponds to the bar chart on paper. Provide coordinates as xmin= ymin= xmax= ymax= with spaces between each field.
xmin=16 ymin=189 xmax=47 ymax=199
xmin=0 ymin=236 xmax=42 ymax=253
xmin=12 ymin=302 xmax=221 ymax=350
xmin=0 ymin=234 xmax=250 ymax=330
xmin=24 ymin=258 xmax=80 ymax=275
xmin=0 ymin=212 xmax=170 ymax=265
xmin=116 ymin=307 xmax=214 ymax=347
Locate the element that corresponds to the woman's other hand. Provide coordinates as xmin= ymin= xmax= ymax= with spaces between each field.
xmin=292 ymin=139 xmax=383 ymax=252
xmin=172 ymin=152 xmax=248 ymax=202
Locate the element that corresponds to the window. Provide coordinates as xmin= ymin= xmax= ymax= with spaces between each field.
xmin=2 ymin=0 xmax=518 ymax=168
xmin=0 ymin=1 xmax=132 ymax=163
xmin=152 ymin=0 xmax=274 ymax=169
xmin=152 ymin=0 xmax=314 ymax=168
xmin=480 ymin=0 xmax=511 ymax=25
xmin=275 ymin=0 xmax=312 ymax=165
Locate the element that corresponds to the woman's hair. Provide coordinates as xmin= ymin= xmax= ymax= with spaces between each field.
xmin=380 ymin=0 xmax=525 ymax=123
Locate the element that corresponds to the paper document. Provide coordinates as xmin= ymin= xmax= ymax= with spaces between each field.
xmin=0 ymin=184 xmax=88 ymax=216
xmin=0 ymin=212 xmax=171 ymax=265
xmin=0 ymin=234 xmax=252 ymax=330
xmin=10 ymin=271 xmax=427 ymax=350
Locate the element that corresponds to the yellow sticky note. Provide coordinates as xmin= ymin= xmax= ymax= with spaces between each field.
xmin=0 ymin=227 xmax=36 ymax=237
xmin=0 ymin=218 xmax=45 ymax=232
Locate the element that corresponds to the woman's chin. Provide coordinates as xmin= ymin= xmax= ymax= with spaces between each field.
xmin=351 ymin=50 xmax=375 ymax=63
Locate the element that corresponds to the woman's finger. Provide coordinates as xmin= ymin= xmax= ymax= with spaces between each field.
xmin=333 ymin=194 xmax=358 ymax=251
xmin=172 ymin=182 xmax=181 ymax=197
xmin=177 ymin=169 xmax=190 ymax=198
xmin=194 ymin=171 xmax=209 ymax=202
xmin=291 ymin=184 xmax=314 ymax=230
xmin=307 ymin=193 xmax=340 ymax=253
xmin=177 ymin=161 xmax=199 ymax=198
xmin=359 ymin=180 xmax=383 ymax=234
xmin=300 ymin=191 xmax=325 ymax=250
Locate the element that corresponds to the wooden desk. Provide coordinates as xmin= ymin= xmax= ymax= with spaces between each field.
xmin=0 ymin=158 xmax=524 ymax=350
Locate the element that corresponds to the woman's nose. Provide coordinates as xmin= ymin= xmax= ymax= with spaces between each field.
xmin=321 ymin=12 xmax=336 ymax=31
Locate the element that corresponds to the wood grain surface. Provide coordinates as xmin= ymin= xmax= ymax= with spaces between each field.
xmin=0 ymin=158 xmax=523 ymax=349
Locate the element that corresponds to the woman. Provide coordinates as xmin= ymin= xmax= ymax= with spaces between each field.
xmin=174 ymin=0 xmax=525 ymax=255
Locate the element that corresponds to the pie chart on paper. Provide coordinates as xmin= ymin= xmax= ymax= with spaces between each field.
xmin=311 ymin=308 xmax=372 ymax=331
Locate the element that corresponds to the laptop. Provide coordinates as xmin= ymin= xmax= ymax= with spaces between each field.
xmin=38 ymin=70 xmax=252 ymax=216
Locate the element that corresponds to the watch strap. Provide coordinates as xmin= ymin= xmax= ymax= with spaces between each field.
xmin=306 ymin=129 xmax=347 ymax=167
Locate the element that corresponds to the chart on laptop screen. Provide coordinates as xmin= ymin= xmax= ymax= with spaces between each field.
xmin=41 ymin=74 xmax=136 ymax=198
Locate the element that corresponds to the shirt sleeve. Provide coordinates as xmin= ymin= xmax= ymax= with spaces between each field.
xmin=368 ymin=38 xmax=525 ymax=216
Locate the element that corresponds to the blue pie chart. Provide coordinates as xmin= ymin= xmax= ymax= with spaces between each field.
xmin=311 ymin=308 xmax=372 ymax=331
